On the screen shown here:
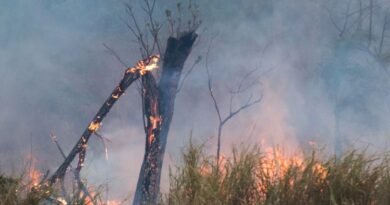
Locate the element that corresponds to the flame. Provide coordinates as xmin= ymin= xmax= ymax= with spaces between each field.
xmin=88 ymin=121 xmax=100 ymax=132
xmin=81 ymin=187 xmax=122 ymax=205
xmin=260 ymin=147 xmax=304 ymax=180
xmin=126 ymin=55 xmax=160 ymax=75
xmin=199 ymin=154 xmax=228 ymax=176
xmin=141 ymin=55 xmax=159 ymax=75
xmin=83 ymin=187 xmax=99 ymax=205
xmin=149 ymin=115 xmax=161 ymax=130
xmin=313 ymin=162 xmax=328 ymax=181
xmin=111 ymin=93 xmax=119 ymax=99
xmin=29 ymin=167 xmax=42 ymax=187
xmin=148 ymin=134 xmax=155 ymax=144
xmin=25 ymin=154 xmax=43 ymax=188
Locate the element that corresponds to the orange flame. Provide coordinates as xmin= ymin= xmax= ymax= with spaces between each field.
xmin=29 ymin=167 xmax=42 ymax=187
xmin=88 ymin=121 xmax=100 ymax=132
xmin=149 ymin=115 xmax=161 ymax=130
xmin=25 ymin=154 xmax=43 ymax=188
xmin=126 ymin=55 xmax=160 ymax=75
xmin=148 ymin=134 xmax=155 ymax=144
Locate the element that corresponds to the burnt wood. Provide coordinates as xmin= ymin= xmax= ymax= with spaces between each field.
xmin=47 ymin=56 xmax=159 ymax=185
xmin=133 ymin=31 xmax=198 ymax=205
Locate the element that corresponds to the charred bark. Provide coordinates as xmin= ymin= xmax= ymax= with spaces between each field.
xmin=133 ymin=31 xmax=198 ymax=205
xmin=133 ymin=73 xmax=161 ymax=204
xmin=47 ymin=55 xmax=160 ymax=185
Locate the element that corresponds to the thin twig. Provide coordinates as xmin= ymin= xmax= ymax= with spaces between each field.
xmin=103 ymin=43 xmax=129 ymax=68
xmin=49 ymin=133 xmax=96 ymax=205
xmin=204 ymin=37 xmax=262 ymax=165
xmin=177 ymin=55 xmax=202 ymax=93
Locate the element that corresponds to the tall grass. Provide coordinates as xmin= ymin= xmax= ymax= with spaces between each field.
xmin=162 ymin=142 xmax=390 ymax=205
xmin=0 ymin=174 xmax=49 ymax=205
xmin=0 ymin=171 xmax=110 ymax=205
xmin=1 ymin=142 xmax=389 ymax=205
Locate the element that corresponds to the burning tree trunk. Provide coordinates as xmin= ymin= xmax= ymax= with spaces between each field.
xmin=133 ymin=31 xmax=198 ymax=205
xmin=47 ymin=55 xmax=160 ymax=185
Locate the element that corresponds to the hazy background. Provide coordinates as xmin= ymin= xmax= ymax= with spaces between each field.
xmin=1 ymin=0 xmax=390 ymax=200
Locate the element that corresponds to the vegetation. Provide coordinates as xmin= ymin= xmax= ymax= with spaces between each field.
xmin=0 ymin=172 xmax=110 ymax=205
xmin=1 ymin=142 xmax=389 ymax=205
xmin=162 ymin=142 xmax=390 ymax=205
xmin=0 ymin=174 xmax=47 ymax=205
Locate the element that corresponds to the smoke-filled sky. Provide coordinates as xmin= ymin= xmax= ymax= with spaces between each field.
xmin=1 ymin=0 xmax=390 ymax=200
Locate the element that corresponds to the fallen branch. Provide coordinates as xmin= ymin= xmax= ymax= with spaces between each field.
xmin=47 ymin=55 xmax=160 ymax=185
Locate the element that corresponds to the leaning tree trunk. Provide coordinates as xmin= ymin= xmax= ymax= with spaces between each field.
xmin=133 ymin=31 xmax=197 ymax=205
xmin=46 ymin=55 xmax=159 ymax=186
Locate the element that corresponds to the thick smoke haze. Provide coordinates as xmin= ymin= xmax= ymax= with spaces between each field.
xmin=1 ymin=0 xmax=390 ymax=200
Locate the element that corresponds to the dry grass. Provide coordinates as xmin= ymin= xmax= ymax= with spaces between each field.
xmin=162 ymin=142 xmax=390 ymax=205
xmin=0 ymin=174 xmax=49 ymax=205
xmin=1 ymin=142 xmax=389 ymax=205
xmin=0 ymin=171 xmax=107 ymax=205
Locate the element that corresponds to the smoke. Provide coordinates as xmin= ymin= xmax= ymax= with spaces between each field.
xmin=1 ymin=0 xmax=390 ymax=200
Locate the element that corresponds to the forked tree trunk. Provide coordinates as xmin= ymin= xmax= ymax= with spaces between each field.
xmin=133 ymin=31 xmax=197 ymax=205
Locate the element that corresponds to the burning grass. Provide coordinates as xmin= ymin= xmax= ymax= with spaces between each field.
xmin=1 ymin=142 xmax=389 ymax=205
xmin=162 ymin=142 xmax=390 ymax=205
xmin=0 ymin=169 xmax=126 ymax=205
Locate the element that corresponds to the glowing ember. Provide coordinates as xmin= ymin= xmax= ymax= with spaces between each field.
xmin=56 ymin=198 xmax=68 ymax=205
xmin=148 ymin=134 xmax=155 ymax=144
xmin=107 ymin=200 xmax=122 ymax=205
xmin=88 ymin=121 xmax=100 ymax=132
xmin=111 ymin=93 xmax=120 ymax=99
xmin=149 ymin=115 xmax=161 ymax=129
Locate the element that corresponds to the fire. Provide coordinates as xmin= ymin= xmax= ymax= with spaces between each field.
xmin=126 ymin=55 xmax=160 ymax=75
xmin=148 ymin=134 xmax=155 ymax=144
xmin=149 ymin=115 xmax=161 ymax=129
xmin=29 ymin=167 xmax=42 ymax=187
xmin=25 ymin=154 xmax=43 ymax=188
xmin=259 ymin=147 xmax=304 ymax=181
xmin=85 ymin=197 xmax=122 ymax=205
xmin=313 ymin=162 xmax=328 ymax=181
xmin=141 ymin=55 xmax=159 ymax=75
xmin=88 ymin=121 xmax=100 ymax=132
xmin=111 ymin=93 xmax=119 ymax=99
xmin=198 ymin=154 xmax=228 ymax=176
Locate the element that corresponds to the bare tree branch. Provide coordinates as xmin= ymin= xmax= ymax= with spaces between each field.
xmin=378 ymin=11 xmax=389 ymax=55
xmin=177 ymin=55 xmax=202 ymax=93
xmin=94 ymin=132 xmax=112 ymax=160
xmin=103 ymin=43 xmax=129 ymax=68
xmin=204 ymin=38 xmax=262 ymax=166
xmin=369 ymin=0 xmax=374 ymax=47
